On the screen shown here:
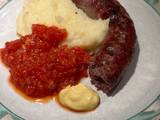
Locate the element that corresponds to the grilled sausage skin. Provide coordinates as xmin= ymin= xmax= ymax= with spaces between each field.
xmin=72 ymin=0 xmax=137 ymax=95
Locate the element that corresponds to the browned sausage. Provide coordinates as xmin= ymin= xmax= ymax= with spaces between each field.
xmin=72 ymin=0 xmax=137 ymax=95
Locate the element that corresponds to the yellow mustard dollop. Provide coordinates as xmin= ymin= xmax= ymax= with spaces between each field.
xmin=58 ymin=83 xmax=100 ymax=111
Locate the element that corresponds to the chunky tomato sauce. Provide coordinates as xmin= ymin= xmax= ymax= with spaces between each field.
xmin=1 ymin=24 xmax=90 ymax=98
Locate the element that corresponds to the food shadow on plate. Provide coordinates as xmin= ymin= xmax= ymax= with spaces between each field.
xmin=111 ymin=40 xmax=140 ymax=96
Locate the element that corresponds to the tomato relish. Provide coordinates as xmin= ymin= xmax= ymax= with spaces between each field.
xmin=1 ymin=24 xmax=90 ymax=98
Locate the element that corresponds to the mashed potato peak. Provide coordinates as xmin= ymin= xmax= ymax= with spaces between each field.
xmin=17 ymin=0 xmax=109 ymax=50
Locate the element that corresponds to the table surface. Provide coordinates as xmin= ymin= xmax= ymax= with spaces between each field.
xmin=0 ymin=0 xmax=160 ymax=120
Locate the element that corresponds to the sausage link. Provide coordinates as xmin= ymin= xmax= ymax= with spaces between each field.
xmin=72 ymin=0 xmax=137 ymax=95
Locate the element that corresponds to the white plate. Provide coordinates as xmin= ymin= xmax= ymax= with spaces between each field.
xmin=0 ymin=0 xmax=160 ymax=120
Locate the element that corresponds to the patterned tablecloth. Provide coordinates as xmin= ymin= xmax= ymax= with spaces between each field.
xmin=0 ymin=0 xmax=160 ymax=120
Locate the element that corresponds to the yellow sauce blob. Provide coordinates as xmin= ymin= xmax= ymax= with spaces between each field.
xmin=58 ymin=83 xmax=100 ymax=111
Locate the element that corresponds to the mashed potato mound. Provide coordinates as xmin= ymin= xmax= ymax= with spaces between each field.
xmin=17 ymin=0 xmax=109 ymax=50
